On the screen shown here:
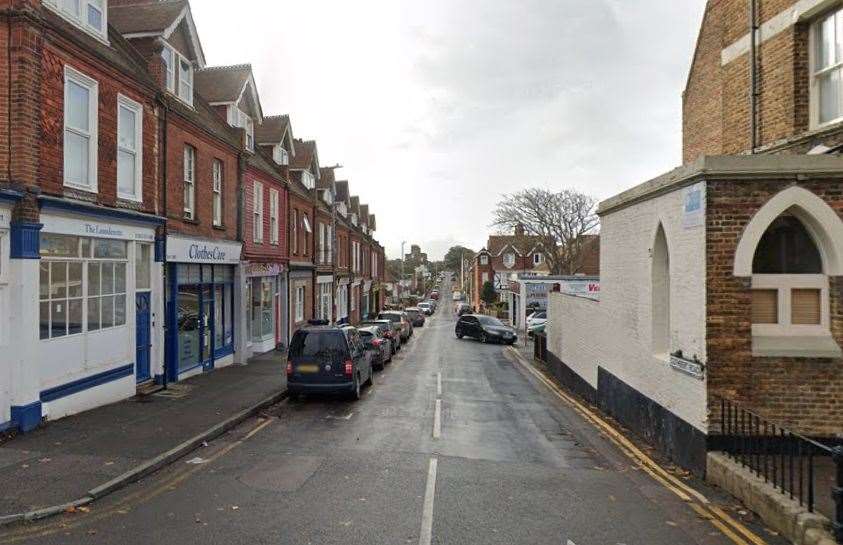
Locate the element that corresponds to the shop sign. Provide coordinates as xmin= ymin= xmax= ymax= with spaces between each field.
xmin=246 ymin=262 xmax=283 ymax=277
xmin=167 ymin=236 xmax=242 ymax=264
xmin=669 ymin=354 xmax=705 ymax=380
xmin=559 ymin=279 xmax=600 ymax=300
xmin=683 ymin=182 xmax=705 ymax=229
xmin=41 ymin=213 xmax=154 ymax=241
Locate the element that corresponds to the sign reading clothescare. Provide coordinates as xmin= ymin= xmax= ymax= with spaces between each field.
xmin=167 ymin=236 xmax=242 ymax=264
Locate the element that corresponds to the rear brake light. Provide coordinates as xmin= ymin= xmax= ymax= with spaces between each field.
xmin=344 ymin=359 xmax=353 ymax=376
xmin=372 ymin=338 xmax=383 ymax=347
xmin=285 ymin=360 xmax=293 ymax=376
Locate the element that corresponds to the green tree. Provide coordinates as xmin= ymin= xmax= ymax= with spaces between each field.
xmin=480 ymin=281 xmax=497 ymax=306
xmin=443 ymin=246 xmax=475 ymax=272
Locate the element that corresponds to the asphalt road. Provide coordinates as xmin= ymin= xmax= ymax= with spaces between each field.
xmin=1 ymin=276 xmax=788 ymax=545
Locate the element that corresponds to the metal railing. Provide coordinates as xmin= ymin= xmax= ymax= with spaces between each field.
xmin=534 ymin=332 xmax=547 ymax=363
xmin=712 ymin=395 xmax=843 ymax=542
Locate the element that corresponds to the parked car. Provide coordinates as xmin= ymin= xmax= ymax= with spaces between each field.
xmin=528 ymin=321 xmax=546 ymax=339
xmin=405 ymin=307 xmax=426 ymax=327
xmin=527 ymin=311 xmax=547 ymax=328
xmin=430 ymin=291 xmax=440 ymax=300
xmin=452 ymin=291 xmax=463 ymax=301
xmin=359 ymin=319 xmax=401 ymax=353
xmin=286 ymin=324 xmax=374 ymax=400
xmin=418 ymin=302 xmax=433 ymax=316
xmin=455 ymin=314 xmax=517 ymax=345
xmin=378 ymin=311 xmax=411 ymax=342
xmin=358 ymin=326 xmax=392 ymax=370
xmin=456 ymin=302 xmax=472 ymax=316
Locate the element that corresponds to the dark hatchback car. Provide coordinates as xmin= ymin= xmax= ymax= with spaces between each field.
xmin=405 ymin=307 xmax=425 ymax=327
xmin=378 ymin=311 xmax=411 ymax=341
xmin=360 ymin=319 xmax=401 ymax=353
xmin=455 ymin=314 xmax=517 ymax=345
xmin=358 ymin=326 xmax=392 ymax=370
xmin=286 ymin=325 xmax=374 ymax=400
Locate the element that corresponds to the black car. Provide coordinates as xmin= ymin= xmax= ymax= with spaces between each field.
xmin=405 ymin=307 xmax=425 ymax=327
xmin=455 ymin=314 xmax=517 ymax=345
xmin=286 ymin=325 xmax=374 ymax=400
xmin=358 ymin=326 xmax=392 ymax=370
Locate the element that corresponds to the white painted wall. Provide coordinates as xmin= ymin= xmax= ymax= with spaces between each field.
xmin=0 ymin=203 xmax=11 ymax=425
xmin=548 ymin=183 xmax=709 ymax=432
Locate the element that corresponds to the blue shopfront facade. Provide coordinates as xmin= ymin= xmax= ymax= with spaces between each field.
xmin=164 ymin=235 xmax=243 ymax=382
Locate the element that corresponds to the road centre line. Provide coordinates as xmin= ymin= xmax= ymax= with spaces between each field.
xmin=433 ymin=399 xmax=441 ymax=439
xmin=418 ymin=457 xmax=438 ymax=545
xmin=503 ymin=347 xmax=766 ymax=545
xmin=436 ymin=372 xmax=442 ymax=396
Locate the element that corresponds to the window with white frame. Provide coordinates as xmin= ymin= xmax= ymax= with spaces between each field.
xmin=327 ymin=225 xmax=333 ymax=264
xmin=503 ymin=253 xmax=515 ymax=269
xmin=234 ymin=109 xmax=254 ymax=152
xmin=292 ymin=209 xmax=299 ymax=255
xmin=44 ymin=0 xmax=107 ymax=40
xmin=812 ymin=8 xmax=843 ymax=127
xmin=269 ymin=189 xmax=279 ymax=245
xmin=64 ymin=66 xmax=98 ymax=192
xmin=295 ymin=285 xmax=305 ymax=322
xmin=212 ymin=159 xmax=223 ymax=226
xmin=183 ymin=146 xmax=195 ymax=219
xmin=751 ymin=215 xmax=828 ymax=335
xmin=273 ymin=144 xmax=289 ymax=165
xmin=178 ymin=57 xmax=193 ymax=106
xmin=38 ymin=235 xmax=128 ymax=340
xmin=302 ymin=214 xmax=312 ymax=253
xmin=302 ymin=170 xmax=315 ymax=190
xmin=161 ymin=46 xmax=175 ymax=93
xmin=253 ymin=181 xmax=264 ymax=243
xmin=117 ymin=95 xmax=142 ymax=201
xmin=533 ymin=252 xmax=543 ymax=265
xmin=318 ymin=222 xmax=326 ymax=263
xmin=480 ymin=254 xmax=489 ymax=265
xmin=319 ymin=283 xmax=332 ymax=321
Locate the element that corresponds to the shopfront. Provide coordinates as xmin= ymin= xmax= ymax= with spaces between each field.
xmin=246 ymin=262 xmax=284 ymax=355
xmin=165 ymin=235 xmax=242 ymax=381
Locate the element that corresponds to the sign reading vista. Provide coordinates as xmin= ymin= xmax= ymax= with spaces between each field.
xmin=167 ymin=235 xmax=242 ymax=264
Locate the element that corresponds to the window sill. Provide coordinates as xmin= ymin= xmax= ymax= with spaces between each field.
xmin=182 ymin=218 xmax=200 ymax=225
xmin=752 ymin=335 xmax=842 ymax=359
xmin=212 ymin=224 xmax=226 ymax=231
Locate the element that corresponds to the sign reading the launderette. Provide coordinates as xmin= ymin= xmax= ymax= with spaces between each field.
xmin=669 ymin=354 xmax=705 ymax=380
xmin=167 ymin=236 xmax=242 ymax=264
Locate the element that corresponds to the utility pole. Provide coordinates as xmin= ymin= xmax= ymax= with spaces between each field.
xmin=400 ymin=241 xmax=406 ymax=300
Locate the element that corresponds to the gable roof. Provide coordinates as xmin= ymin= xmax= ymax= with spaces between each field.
xmin=335 ymin=180 xmax=350 ymax=203
xmin=349 ymin=196 xmax=360 ymax=214
xmin=255 ymin=114 xmax=293 ymax=148
xmin=368 ymin=214 xmax=376 ymax=231
xmin=359 ymin=204 xmax=369 ymax=224
xmin=109 ymin=0 xmax=206 ymax=66
xmin=194 ymin=64 xmax=262 ymax=119
xmin=487 ymin=234 xmax=544 ymax=256
xmin=290 ymin=139 xmax=319 ymax=172
xmin=318 ymin=165 xmax=337 ymax=190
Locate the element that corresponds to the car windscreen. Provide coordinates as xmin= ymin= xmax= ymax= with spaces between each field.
xmin=358 ymin=330 xmax=375 ymax=340
xmin=289 ymin=331 xmax=347 ymax=358
xmin=477 ymin=316 xmax=504 ymax=327
xmin=378 ymin=313 xmax=401 ymax=323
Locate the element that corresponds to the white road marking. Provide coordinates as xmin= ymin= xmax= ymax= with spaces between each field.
xmin=418 ymin=457 xmax=438 ymax=545
xmin=433 ymin=399 xmax=442 ymax=439
xmin=436 ymin=372 xmax=442 ymax=396
xmin=326 ymin=413 xmax=354 ymax=420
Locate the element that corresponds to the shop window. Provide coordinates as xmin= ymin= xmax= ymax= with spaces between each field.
xmin=176 ymin=264 xmax=235 ymax=372
xmin=651 ymin=224 xmax=670 ymax=358
xmin=63 ymin=66 xmax=98 ymax=192
xmin=751 ymin=215 xmax=828 ymax=335
xmin=251 ymin=277 xmax=274 ymax=341
xmin=87 ymin=261 xmax=127 ymax=331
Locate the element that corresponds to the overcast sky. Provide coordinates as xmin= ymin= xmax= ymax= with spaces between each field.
xmin=191 ymin=0 xmax=705 ymax=260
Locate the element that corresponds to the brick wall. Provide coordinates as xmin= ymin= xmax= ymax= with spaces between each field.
xmin=706 ymin=179 xmax=843 ymax=435
xmin=165 ymin=115 xmax=238 ymax=241
xmin=243 ymin=166 xmax=286 ymax=261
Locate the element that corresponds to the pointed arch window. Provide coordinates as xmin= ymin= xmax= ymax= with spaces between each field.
xmin=651 ymin=224 xmax=671 ymax=358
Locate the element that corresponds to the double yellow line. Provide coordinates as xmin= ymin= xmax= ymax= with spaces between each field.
xmin=504 ymin=347 xmax=768 ymax=545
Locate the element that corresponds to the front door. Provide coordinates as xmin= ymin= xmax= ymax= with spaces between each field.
xmin=135 ymin=292 xmax=151 ymax=383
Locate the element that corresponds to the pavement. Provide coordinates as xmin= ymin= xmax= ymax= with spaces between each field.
xmin=0 ymin=274 xmax=794 ymax=545
xmin=0 ymin=350 xmax=286 ymax=518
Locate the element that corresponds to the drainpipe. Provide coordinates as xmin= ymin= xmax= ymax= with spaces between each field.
xmin=749 ymin=0 xmax=759 ymax=153
xmin=157 ymin=95 xmax=169 ymax=391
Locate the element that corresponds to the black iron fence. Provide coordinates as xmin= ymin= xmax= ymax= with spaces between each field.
xmin=712 ymin=395 xmax=843 ymax=542
xmin=534 ymin=332 xmax=547 ymax=363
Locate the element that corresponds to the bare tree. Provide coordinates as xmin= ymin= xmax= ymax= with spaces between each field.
xmin=491 ymin=188 xmax=599 ymax=275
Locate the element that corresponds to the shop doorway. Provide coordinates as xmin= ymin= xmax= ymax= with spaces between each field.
xmin=135 ymin=292 xmax=151 ymax=382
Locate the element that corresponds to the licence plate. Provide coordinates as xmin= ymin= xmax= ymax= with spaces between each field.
xmin=297 ymin=364 xmax=319 ymax=374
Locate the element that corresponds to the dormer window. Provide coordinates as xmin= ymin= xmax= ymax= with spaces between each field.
xmin=351 ymin=213 xmax=358 ymax=226
xmin=533 ymin=253 xmax=544 ymax=265
xmin=337 ymin=202 xmax=347 ymax=217
xmin=504 ymin=253 xmax=515 ymax=269
xmin=322 ymin=190 xmax=333 ymax=206
xmin=161 ymin=45 xmax=193 ymax=107
xmin=233 ymin=109 xmax=254 ymax=152
xmin=45 ymin=0 xmax=108 ymax=41
xmin=302 ymin=171 xmax=315 ymax=190
xmin=273 ymin=145 xmax=289 ymax=166
xmin=480 ymin=255 xmax=489 ymax=265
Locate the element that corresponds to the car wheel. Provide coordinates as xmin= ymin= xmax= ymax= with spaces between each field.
xmin=349 ymin=375 xmax=362 ymax=400
xmin=481 ymin=333 xmax=488 ymax=344
xmin=364 ymin=368 xmax=373 ymax=387
xmin=456 ymin=333 xmax=463 ymax=339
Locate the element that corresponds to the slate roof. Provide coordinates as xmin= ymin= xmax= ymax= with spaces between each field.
xmin=255 ymin=115 xmax=290 ymax=145
xmin=487 ymin=234 xmax=544 ymax=256
xmin=349 ymin=196 xmax=360 ymax=214
xmin=318 ymin=166 xmax=337 ymax=190
xmin=291 ymin=139 xmax=317 ymax=170
xmin=359 ymin=204 xmax=369 ymax=224
xmin=194 ymin=64 xmax=252 ymax=104
xmin=109 ymin=0 xmax=186 ymax=35
xmin=368 ymin=214 xmax=376 ymax=230
xmin=335 ymin=181 xmax=350 ymax=202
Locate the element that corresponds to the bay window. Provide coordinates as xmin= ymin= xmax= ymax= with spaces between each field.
xmin=64 ymin=66 xmax=98 ymax=192
xmin=117 ymin=95 xmax=142 ymax=201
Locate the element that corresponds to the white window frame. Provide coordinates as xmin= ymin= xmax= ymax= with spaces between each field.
xmin=44 ymin=0 xmax=109 ymax=42
xmin=533 ymin=252 xmax=543 ymax=265
xmin=212 ymin=159 xmax=223 ymax=227
xmin=302 ymin=214 xmax=312 ymax=234
xmin=480 ymin=255 xmax=489 ymax=265
xmin=503 ymin=253 xmax=515 ymax=269
xmin=178 ymin=57 xmax=194 ymax=106
xmin=291 ymin=209 xmax=298 ymax=255
xmin=253 ymin=181 xmax=264 ymax=243
xmin=810 ymin=8 xmax=843 ymax=129
xmin=183 ymin=145 xmax=195 ymax=219
xmin=752 ymin=274 xmax=830 ymax=336
xmin=273 ymin=144 xmax=289 ymax=165
xmin=161 ymin=45 xmax=176 ymax=93
xmin=295 ymin=285 xmax=305 ymax=322
xmin=269 ymin=189 xmax=279 ymax=245
xmin=63 ymin=66 xmax=99 ymax=193
xmin=302 ymin=170 xmax=315 ymax=190
xmin=116 ymin=94 xmax=143 ymax=202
